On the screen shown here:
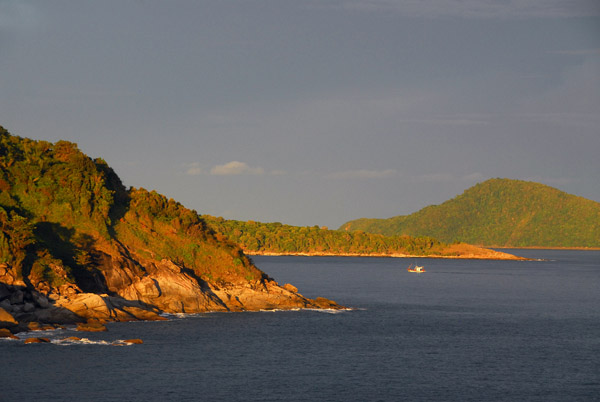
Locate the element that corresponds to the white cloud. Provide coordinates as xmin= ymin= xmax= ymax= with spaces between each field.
xmin=186 ymin=162 xmax=203 ymax=176
xmin=186 ymin=161 xmax=284 ymax=176
xmin=326 ymin=169 xmax=399 ymax=179
xmin=210 ymin=161 xmax=265 ymax=176
xmin=338 ymin=0 xmax=600 ymax=18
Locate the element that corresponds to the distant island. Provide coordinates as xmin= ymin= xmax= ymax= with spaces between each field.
xmin=0 ymin=126 xmax=341 ymax=337
xmin=203 ymin=216 xmax=522 ymax=260
xmin=341 ymin=178 xmax=600 ymax=248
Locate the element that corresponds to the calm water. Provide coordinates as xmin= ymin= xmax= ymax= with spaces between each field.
xmin=2 ymin=250 xmax=599 ymax=401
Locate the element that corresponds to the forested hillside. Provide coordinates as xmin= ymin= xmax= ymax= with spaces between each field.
xmin=0 ymin=126 xmax=340 ymax=332
xmin=341 ymin=179 xmax=600 ymax=248
xmin=202 ymin=216 xmax=519 ymax=259
xmin=203 ymin=217 xmax=444 ymax=255
xmin=0 ymin=127 xmax=260 ymax=289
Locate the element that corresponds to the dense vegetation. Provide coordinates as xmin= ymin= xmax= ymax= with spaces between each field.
xmin=0 ymin=126 xmax=261 ymax=293
xmin=341 ymin=178 xmax=600 ymax=248
xmin=202 ymin=216 xmax=465 ymax=256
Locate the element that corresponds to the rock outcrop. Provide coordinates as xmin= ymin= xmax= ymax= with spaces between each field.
xmin=0 ymin=327 xmax=19 ymax=339
xmin=76 ymin=320 xmax=108 ymax=332
xmin=0 ymin=306 xmax=18 ymax=326
xmin=122 ymin=339 xmax=143 ymax=344
xmin=0 ymin=256 xmax=343 ymax=332
xmin=24 ymin=337 xmax=51 ymax=344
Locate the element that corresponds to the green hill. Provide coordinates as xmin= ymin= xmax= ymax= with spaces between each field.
xmin=340 ymin=178 xmax=600 ymax=248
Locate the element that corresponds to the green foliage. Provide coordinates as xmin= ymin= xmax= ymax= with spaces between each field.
xmin=202 ymin=216 xmax=449 ymax=256
xmin=113 ymin=187 xmax=262 ymax=283
xmin=0 ymin=206 xmax=35 ymax=267
xmin=0 ymin=125 xmax=263 ymax=292
xmin=0 ymin=128 xmax=116 ymax=238
xmin=341 ymin=178 xmax=600 ymax=247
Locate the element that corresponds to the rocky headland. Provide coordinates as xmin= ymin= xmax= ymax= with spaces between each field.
xmin=0 ymin=127 xmax=342 ymax=337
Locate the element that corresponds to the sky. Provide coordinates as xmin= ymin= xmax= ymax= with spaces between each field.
xmin=1 ymin=0 xmax=599 ymax=228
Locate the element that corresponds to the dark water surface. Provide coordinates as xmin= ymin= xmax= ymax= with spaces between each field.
xmin=2 ymin=250 xmax=599 ymax=401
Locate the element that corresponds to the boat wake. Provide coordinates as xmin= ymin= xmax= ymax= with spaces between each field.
xmin=52 ymin=338 xmax=139 ymax=346
xmin=257 ymin=307 xmax=354 ymax=314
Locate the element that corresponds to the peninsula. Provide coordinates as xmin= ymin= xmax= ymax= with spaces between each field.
xmin=203 ymin=216 xmax=523 ymax=260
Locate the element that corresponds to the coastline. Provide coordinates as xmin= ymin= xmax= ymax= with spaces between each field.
xmin=494 ymin=246 xmax=600 ymax=251
xmin=246 ymin=249 xmax=527 ymax=260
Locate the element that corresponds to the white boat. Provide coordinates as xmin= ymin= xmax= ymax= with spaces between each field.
xmin=407 ymin=264 xmax=425 ymax=273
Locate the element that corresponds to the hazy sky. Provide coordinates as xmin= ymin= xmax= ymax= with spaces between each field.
xmin=1 ymin=0 xmax=599 ymax=228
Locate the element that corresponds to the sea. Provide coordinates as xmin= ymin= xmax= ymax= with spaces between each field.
xmin=1 ymin=250 xmax=599 ymax=402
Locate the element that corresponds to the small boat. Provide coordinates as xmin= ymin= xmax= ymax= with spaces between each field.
xmin=407 ymin=264 xmax=425 ymax=273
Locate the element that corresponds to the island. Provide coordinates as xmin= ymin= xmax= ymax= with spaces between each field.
xmin=340 ymin=178 xmax=600 ymax=248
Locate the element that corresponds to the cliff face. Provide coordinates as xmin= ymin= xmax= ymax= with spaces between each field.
xmin=0 ymin=127 xmax=340 ymax=332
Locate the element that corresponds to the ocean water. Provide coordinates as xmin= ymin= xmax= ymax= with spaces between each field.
xmin=2 ymin=250 xmax=599 ymax=401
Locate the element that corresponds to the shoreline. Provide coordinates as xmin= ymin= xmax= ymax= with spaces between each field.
xmin=246 ymin=250 xmax=527 ymax=260
xmin=493 ymin=246 xmax=600 ymax=251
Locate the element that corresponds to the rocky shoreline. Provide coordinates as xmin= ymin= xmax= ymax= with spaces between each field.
xmin=0 ymin=260 xmax=343 ymax=339
xmin=0 ymin=244 xmax=519 ymax=341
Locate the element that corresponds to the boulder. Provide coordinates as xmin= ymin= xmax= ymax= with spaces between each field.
xmin=27 ymin=322 xmax=42 ymax=331
xmin=9 ymin=289 xmax=23 ymax=305
xmin=76 ymin=321 xmax=108 ymax=332
xmin=0 ymin=299 xmax=11 ymax=310
xmin=282 ymin=283 xmax=298 ymax=293
xmin=32 ymin=293 xmax=50 ymax=309
xmin=0 ymin=283 xmax=12 ymax=301
xmin=24 ymin=337 xmax=51 ymax=344
xmin=0 ymin=307 xmax=18 ymax=327
xmin=123 ymin=339 xmax=143 ymax=344
xmin=54 ymin=292 xmax=165 ymax=322
xmin=55 ymin=293 xmax=112 ymax=320
xmin=116 ymin=261 xmax=229 ymax=314
xmin=313 ymin=297 xmax=340 ymax=309
xmin=210 ymin=280 xmax=340 ymax=311
xmin=0 ymin=328 xmax=18 ymax=339
xmin=25 ymin=305 xmax=81 ymax=325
